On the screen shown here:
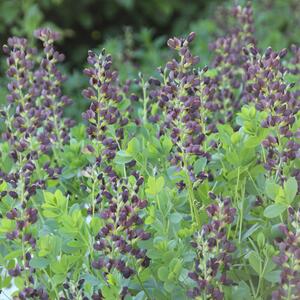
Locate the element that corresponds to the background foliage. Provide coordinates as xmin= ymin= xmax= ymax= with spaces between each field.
xmin=1 ymin=0 xmax=300 ymax=119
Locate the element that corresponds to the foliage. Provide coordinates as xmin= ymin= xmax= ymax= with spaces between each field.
xmin=0 ymin=2 xmax=300 ymax=300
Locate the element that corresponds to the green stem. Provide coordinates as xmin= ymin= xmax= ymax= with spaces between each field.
xmin=142 ymin=80 xmax=148 ymax=123
xmin=238 ymin=179 xmax=246 ymax=243
xmin=255 ymin=257 xmax=268 ymax=298
xmin=183 ymin=153 xmax=200 ymax=226
xmin=43 ymin=269 xmax=59 ymax=298
xmin=91 ymin=172 xmax=96 ymax=218
xmin=136 ymin=272 xmax=152 ymax=300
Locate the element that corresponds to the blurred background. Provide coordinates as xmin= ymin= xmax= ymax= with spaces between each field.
xmin=1 ymin=0 xmax=300 ymax=119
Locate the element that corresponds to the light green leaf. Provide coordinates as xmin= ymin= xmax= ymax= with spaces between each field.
xmin=194 ymin=157 xmax=207 ymax=174
xmin=242 ymin=224 xmax=261 ymax=241
xmin=133 ymin=291 xmax=145 ymax=300
xmin=256 ymin=232 xmax=265 ymax=249
xmin=114 ymin=150 xmax=132 ymax=164
xmin=284 ymin=177 xmax=298 ymax=204
xmin=157 ymin=266 xmax=169 ymax=281
xmin=82 ymin=274 xmax=100 ymax=286
xmin=52 ymin=274 xmax=66 ymax=286
xmin=126 ymin=137 xmax=141 ymax=157
xmin=4 ymin=250 xmax=23 ymax=261
xmin=265 ymin=179 xmax=280 ymax=200
xmin=0 ymin=219 xmax=15 ymax=233
xmin=248 ymin=251 xmax=261 ymax=274
xmin=170 ymin=212 xmax=183 ymax=224
xmin=232 ymin=281 xmax=252 ymax=299
xmin=161 ymin=136 xmax=173 ymax=153
xmin=145 ymin=176 xmax=165 ymax=195
xmin=14 ymin=277 xmax=25 ymax=289
xmin=29 ymin=257 xmax=49 ymax=269
xmin=264 ymin=203 xmax=286 ymax=219
xmin=264 ymin=270 xmax=281 ymax=283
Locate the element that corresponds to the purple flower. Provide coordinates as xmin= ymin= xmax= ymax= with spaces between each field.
xmin=272 ymin=209 xmax=300 ymax=299
xmin=187 ymin=196 xmax=236 ymax=299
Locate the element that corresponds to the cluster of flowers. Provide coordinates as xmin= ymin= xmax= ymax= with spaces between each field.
xmin=80 ymin=48 xmax=150 ymax=297
xmin=151 ymin=32 xmax=214 ymax=161
xmin=59 ymin=278 xmax=104 ymax=300
xmin=242 ymin=46 xmax=300 ymax=184
xmin=0 ymin=29 xmax=74 ymax=299
xmin=272 ymin=208 xmax=300 ymax=300
xmin=210 ymin=2 xmax=256 ymax=119
xmin=188 ymin=194 xmax=236 ymax=300
xmin=91 ymin=173 xmax=150 ymax=279
xmin=82 ymin=49 xmax=128 ymax=160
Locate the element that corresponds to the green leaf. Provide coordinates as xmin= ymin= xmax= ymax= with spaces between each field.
xmin=89 ymin=217 xmax=103 ymax=235
xmin=244 ymin=136 xmax=265 ymax=149
xmin=232 ymin=281 xmax=252 ymax=299
xmin=82 ymin=274 xmax=100 ymax=286
xmin=55 ymin=190 xmax=67 ymax=206
xmin=284 ymin=177 xmax=298 ymax=204
xmin=42 ymin=190 xmax=67 ymax=219
xmin=242 ymin=224 xmax=261 ymax=241
xmin=133 ymin=291 xmax=146 ymax=300
xmin=157 ymin=266 xmax=169 ymax=281
xmin=114 ymin=150 xmax=132 ymax=164
xmin=29 ymin=257 xmax=49 ymax=269
xmin=205 ymin=68 xmax=218 ymax=78
xmin=256 ymin=232 xmax=265 ymax=249
xmin=264 ymin=270 xmax=281 ymax=283
xmin=193 ymin=157 xmax=207 ymax=174
xmin=52 ymin=274 xmax=66 ymax=286
xmin=161 ymin=136 xmax=173 ymax=153
xmin=4 ymin=250 xmax=23 ymax=261
xmin=164 ymin=281 xmax=176 ymax=293
xmin=231 ymin=132 xmax=241 ymax=144
xmin=264 ymin=259 xmax=276 ymax=274
xmin=0 ymin=218 xmax=15 ymax=233
xmin=145 ymin=176 xmax=165 ymax=196
xmin=248 ymin=251 xmax=261 ymax=274
xmin=170 ymin=258 xmax=182 ymax=275
xmin=170 ymin=212 xmax=183 ymax=224
xmin=147 ymin=140 xmax=160 ymax=158
xmin=265 ymin=179 xmax=280 ymax=200
xmin=0 ymin=275 xmax=11 ymax=289
xmin=264 ymin=203 xmax=286 ymax=219
xmin=126 ymin=137 xmax=141 ymax=157
xmin=270 ymin=224 xmax=285 ymax=239
xmin=14 ymin=277 xmax=25 ymax=289
xmin=0 ymin=181 xmax=7 ymax=192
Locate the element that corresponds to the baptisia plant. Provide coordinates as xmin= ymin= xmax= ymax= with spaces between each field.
xmin=0 ymin=29 xmax=73 ymax=300
xmin=0 ymin=2 xmax=299 ymax=300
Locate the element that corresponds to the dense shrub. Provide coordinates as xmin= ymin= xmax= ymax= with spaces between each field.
xmin=0 ymin=3 xmax=300 ymax=300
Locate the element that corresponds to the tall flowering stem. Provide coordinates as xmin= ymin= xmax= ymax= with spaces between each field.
xmin=188 ymin=194 xmax=236 ymax=300
xmin=82 ymin=49 xmax=130 ymax=217
xmin=34 ymin=28 xmax=74 ymax=156
xmin=149 ymin=32 xmax=219 ymax=225
xmin=91 ymin=173 xmax=151 ymax=295
xmin=81 ymin=50 xmax=151 ymax=297
xmin=210 ymin=2 xmax=256 ymax=120
xmin=242 ymin=46 xmax=300 ymax=187
xmin=272 ymin=209 xmax=300 ymax=300
xmin=0 ymin=28 xmax=73 ymax=299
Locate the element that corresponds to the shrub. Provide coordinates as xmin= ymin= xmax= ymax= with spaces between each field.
xmin=0 ymin=2 xmax=299 ymax=300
